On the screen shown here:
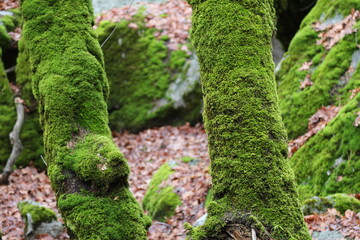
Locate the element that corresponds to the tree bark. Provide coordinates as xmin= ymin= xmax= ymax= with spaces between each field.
xmin=20 ymin=0 xmax=150 ymax=239
xmin=186 ymin=1 xmax=311 ymax=239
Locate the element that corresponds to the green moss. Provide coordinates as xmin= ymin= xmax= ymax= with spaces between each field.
xmin=169 ymin=50 xmax=187 ymax=70
xmin=10 ymin=35 xmax=45 ymax=170
xmin=301 ymin=0 xmax=360 ymax=28
xmin=187 ymin=0 xmax=310 ymax=239
xmin=0 ymin=25 xmax=11 ymax=49
xmin=97 ymin=15 xmax=200 ymax=133
xmin=18 ymin=201 xmax=57 ymax=228
xmin=181 ymin=156 xmax=193 ymax=163
xmin=276 ymin=0 xmax=360 ymax=139
xmin=291 ymin=94 xmax=360 ymax=199
xmin=0 ymin=48 xmax=16 ymax=171
xmin=58 ymin=190 xmax=151 ymax=240
xmin=1 ymin=16 xmax=15 ymax=31
xmin=142 ymin=163 xmax=181 ymax=221
xmin=303 ymin=194 xmax=360 ymax=215
xmin=16 ymin=112 xmax=44 ymax=169
xmin=21 ymin=0 xmax=149 ymax=238
xmin=62 ymin=133 xmax=129 ymax=193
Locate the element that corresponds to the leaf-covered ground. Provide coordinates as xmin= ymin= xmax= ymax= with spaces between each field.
xmin=1 ymin=124 xmax=360 ymax=240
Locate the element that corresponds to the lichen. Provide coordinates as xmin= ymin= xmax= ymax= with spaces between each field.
xmin=20 ymin=0 xmax=149 ymax=238
xmin=187 ymin=0 xmax=310 ymax=239
xmin=142 ymin=163 xmax=181 ymax=221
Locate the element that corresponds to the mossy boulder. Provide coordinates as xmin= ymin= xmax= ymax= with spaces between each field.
xmin=18 ymin=200 xmax=57 ymax=228
xmin=142 ymin=162 xmax=181 ymax=221
xmin=18 ymin=200 xmax=63 ymax=239
xmin=276 ymin=0 xmax=360 ymax=139
xmin=96 ymin=13 xmax=202 ymax=133
xmin=276 ymin=0 xmax=360 ymax=198
xmin=303 ymin=194 xmax=360 ymax=215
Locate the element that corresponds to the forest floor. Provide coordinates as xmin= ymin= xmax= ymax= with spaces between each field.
xmin=1 ymin=124 xmax=360 ymax=240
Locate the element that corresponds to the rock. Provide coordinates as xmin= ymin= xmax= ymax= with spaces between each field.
xmin=303 ymin=194 xmax=360 ymax=215
xmin=17 ymin=200 xmax=63 ymax=240
xmin=193 ymin=213 xmax=207 ymax=227
xmin=312 ymin=230 xmax=345 ymax=240
xmin=276 ymin=0 xmax=360 ymax=198
xmin=97 ymin=13 xmax=202 ymax=132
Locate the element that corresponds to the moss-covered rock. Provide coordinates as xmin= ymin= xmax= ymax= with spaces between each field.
xmin=276 ymin=0 xmax=360 ymax=139
xmin=13 ymin=38 xmax=46 ymax=171
xmin=18 ymin=200 xmax=64 ymax=239
xmin=292 ymin=95 xmax=360 ymax=199
xmin=303 ymin=194 xmax=360 ymax=215
xmin=143 ymin=163 xmax=181 ymax=221
xmin=96 ymin=13 xmax=202 ymax=133
xmin=276 ymin=0 xmax=360 ymax=199
xmin=18 ymin=200 xmax=57 ymax=229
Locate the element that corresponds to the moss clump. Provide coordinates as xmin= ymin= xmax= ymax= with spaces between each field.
xmin=143 ymin=163 xmax=181 ymax=221
xmin=96 ymin=15 xmax=202 ymax=133
xmin=0 ymin=25 xmax=11 ymax=50
xmin=187 ymin=0 xmax=310 ymax=239
xmin=291 ymin=95 xmax=360 ymax=199
xmin=181 ymin=156 xmax=193 ymax=163
xmin=58 ymin=189 xmax=151 ymax=240
xmin=276 ymin=0 xmax=360 ymax=139
xmin=62 ymin=133 xmax=130 ymax=193
xmin=303 ymin=194 xmax=360 ymax=215
xmin=18 ymin=201 xmax=57 ymax=228
xmin=21 ymin=0 xmax=149 ymax=238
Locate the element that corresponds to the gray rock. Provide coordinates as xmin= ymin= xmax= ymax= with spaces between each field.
xmin=312 ymin=230 xmax=345 ymax=240
xmin=92 ymin=0 xmax=169 ymax=15
xmin=193 ymin=213 xmax=207 ymax=227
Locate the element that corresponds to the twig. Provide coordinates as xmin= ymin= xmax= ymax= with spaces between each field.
xmin=5 ymin=65 xmax=16 ymax=74
xmin=251 ymin=228 xmax=257 ymax=240
xmin=100 ymin=0 xmax=136 ymax=48
xmin=0 ymin=97 xmax=25 ymax=185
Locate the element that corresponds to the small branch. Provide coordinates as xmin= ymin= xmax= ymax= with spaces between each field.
xmin=0 ymin=97 xmax=25 ymax=185
xmin=5 ymin=65 xmax=16 ymax=74
xmin=251 ymin=228 xmax=257 ymax=240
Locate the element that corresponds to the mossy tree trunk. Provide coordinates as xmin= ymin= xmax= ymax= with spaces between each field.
xmin=20 ymin=0 xmax=150 ymax=239
xmin=186 ymin=1 xmax=310 ymax=239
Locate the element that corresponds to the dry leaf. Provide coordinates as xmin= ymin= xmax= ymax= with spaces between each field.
xmin=300 ymin=74 xmax=314 ymax=89
xmin=299 ymin=61 xmax=313 ymax=71
xmin=313 ymin=9 xmax=360 ymax=50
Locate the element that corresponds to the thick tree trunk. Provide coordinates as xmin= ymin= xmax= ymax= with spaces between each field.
xmin=186 ymin=1 xmax=311 ymax=239
xmin=20 ymin=0 xmax=150 ymax=239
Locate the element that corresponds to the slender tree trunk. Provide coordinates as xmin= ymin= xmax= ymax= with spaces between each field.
xmin=186 ymin=1 xmax=311 ymax=239
xmin=0 ymin=97 xmax=24 ymax=185
xmin=20 ymin=0 xmax=150 ymax=239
